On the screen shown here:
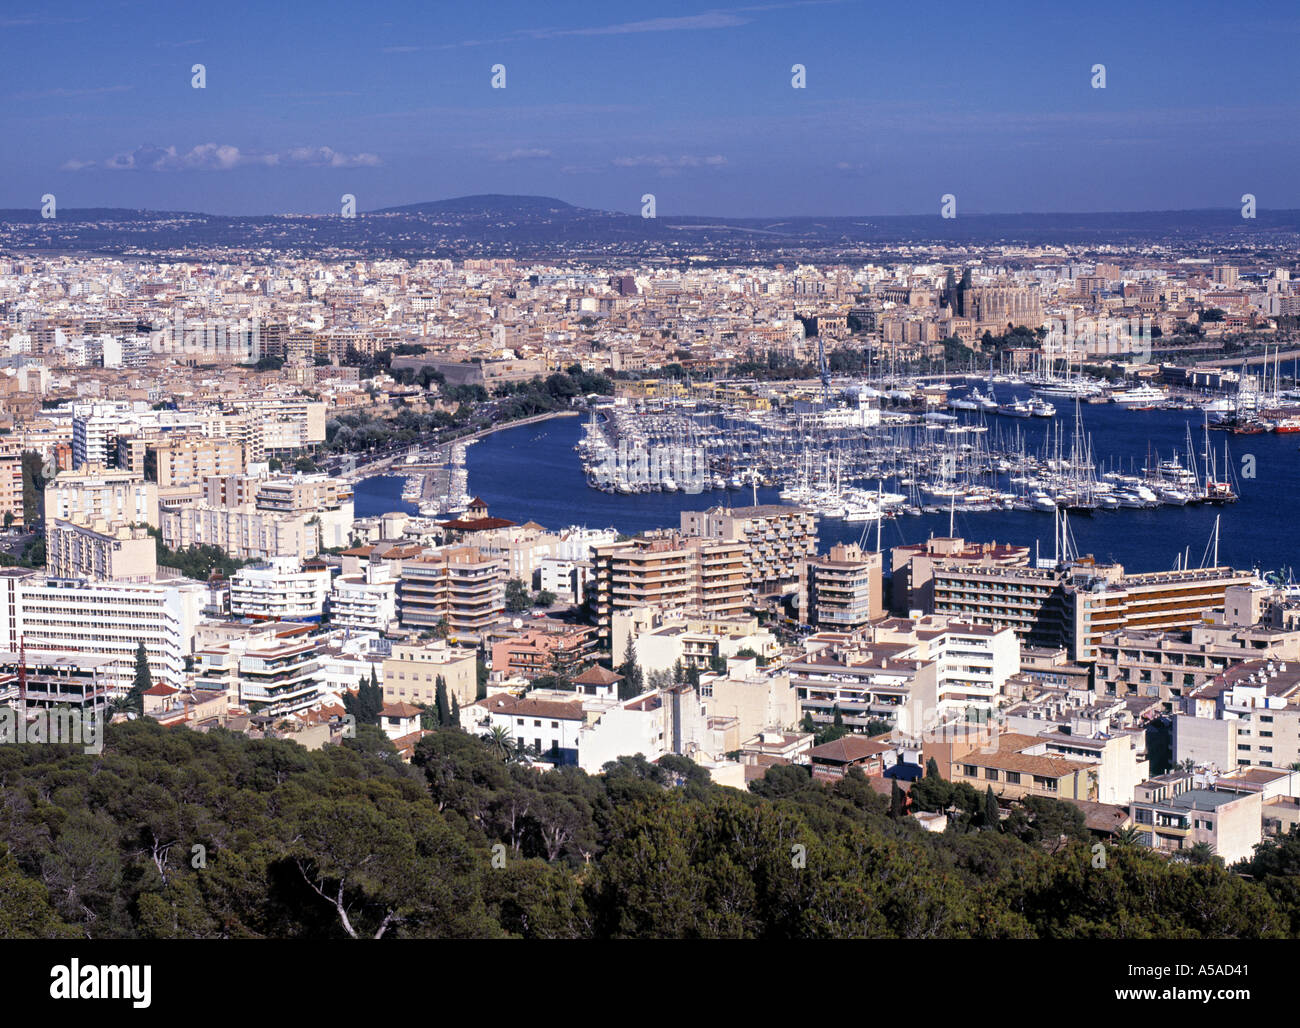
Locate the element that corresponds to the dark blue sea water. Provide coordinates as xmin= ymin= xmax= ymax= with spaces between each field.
xmin=354 ymin=399 xmax=1300 ymax=576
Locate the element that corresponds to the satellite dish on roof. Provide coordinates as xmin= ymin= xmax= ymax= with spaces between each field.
xmin=512 ymin=618 xmax=523 ymax=630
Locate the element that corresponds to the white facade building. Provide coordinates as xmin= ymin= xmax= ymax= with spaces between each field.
xmin=229 ymin=559 xmax=332 ymax=621
xmin=329 ymin=563 xmax=397 ymax=632
xmin=474 ymin=688 xmax=667 ymax=772
xmin=0 ymin=569 xmax=205 ymax=695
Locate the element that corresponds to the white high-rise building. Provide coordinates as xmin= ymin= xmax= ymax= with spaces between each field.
xmin=229 ymin=559 xmax=332 ymax=622
xmin=0 ymin=569 xmax=206 ymax=695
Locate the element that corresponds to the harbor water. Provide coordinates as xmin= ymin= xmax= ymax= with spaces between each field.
xmin=354 ymin=398 xmax=1300 ymax=577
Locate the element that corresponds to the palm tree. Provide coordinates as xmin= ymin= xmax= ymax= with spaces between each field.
xmin=1185 ymin=841 xmax=1220 ymax=867
xmin=484 ymin=725 xmax=513 ymax=761
xmin=1113 ymin=824 xmax=1142 ymax=847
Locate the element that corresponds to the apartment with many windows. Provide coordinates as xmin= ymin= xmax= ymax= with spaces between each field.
xmin=0 ymin=568 xmax=205 ymax=694
xmin=590 ymin=532 xmax=750 ymax=643
xmin=800 ymin=542 xmax=883 ymax=631
xmin=679 ymin=504 xmax=818 ymax=595
xmin=1130 ymin=772 xmax=1263 ymax=864
xmin=398 ymin=546 xmax=505 ymax=638
xmin=229 ymin=558 xmax=332 ymax=622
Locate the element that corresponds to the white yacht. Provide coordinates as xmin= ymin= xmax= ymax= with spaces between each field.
xmin=1110 ymin=384 xmax=1167 ymax=408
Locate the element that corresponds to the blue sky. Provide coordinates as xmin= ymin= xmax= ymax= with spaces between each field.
xmin=2 ymin=0 xmax=1298 ymax=217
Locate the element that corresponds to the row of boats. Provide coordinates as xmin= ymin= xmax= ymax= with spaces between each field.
xmin=949 ymin=388 xmax=1057 ymax=418
xmin=576 ymin=384 xmax=1243 ymax=517
xmin=950 ymin=383 xmax=1175 ymax=416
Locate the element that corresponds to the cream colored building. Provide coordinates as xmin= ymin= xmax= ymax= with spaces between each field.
xmin=615 ymin=606 xmax=778 ymax=671
xmin=150 ymin=436 xmax=245 ymax=487
xmin=1131 ymin=773 xmax=1262 ymax=864
xmin=591 ymin=532 xmax=751 ymax=643
xmin=0 ymin=447 xmax=23 ymax=525
xmin=45 ymin=464 xmax=159 ymax=528
xmin=382 ymin=639 xmax=478 ymax=707
xmin=699 ymin=655 xmax=798 ymax=740
xmin=45 ymin=516 xmax=157 ymax=582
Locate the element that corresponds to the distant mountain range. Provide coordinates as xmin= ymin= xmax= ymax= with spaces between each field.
xmin=1 ymin=194 xmax=1298 ymax=260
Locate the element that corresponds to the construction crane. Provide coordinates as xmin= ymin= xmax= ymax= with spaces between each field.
xmin=16 ymin=636 xmax=26 ymax=723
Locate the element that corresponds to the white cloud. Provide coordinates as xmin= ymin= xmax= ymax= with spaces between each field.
xmin=612 ymin=154 xmax=727 ymax=170
xmin=522 ymin=13 xmax=749 ymax=39
xmin=66 ymin=143 xmax=382 ymax=171
xmin=492 ymin=148 xmax=553 ymax=162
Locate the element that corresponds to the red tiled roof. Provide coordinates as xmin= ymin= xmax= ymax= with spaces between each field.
xmin=440 ymin=516 xmax=517 ymax=531
xmin=486 ymin=695 xmax=584 ymax=720
xmin=572 ymin=666 xmax=622 ymax=685
xmin=808 ymin=736 xmax=893 ymax=764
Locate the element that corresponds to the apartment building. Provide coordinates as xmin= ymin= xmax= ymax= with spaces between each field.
xmin=0 ymin=568 xmax=205 ymax=693
xmin=70 ymin=403 xmax=207 ymax=469
xmin=382 ymin=639 xmax=478 ymax=707
xmin=931 ymin=560 xmax=1254 ymax=661
xmin=679 ymin=504 xmax=818 ymax=595
xmin=615 ymin=607 xmax=777 ymax=673
xmin=162 ymin=503 xmax=321 ymax=562
xmin=931 ymin=563 xmax=1070 ymax=649
xmin=45 ymin=464 xmax=160 ymax=527
xmin=949 ymin=733 xmax=1096 ymax=802
xmin=254 ymin=475 xmax=351 ymax=516
xmin=490 ymin=622 xmax=598 ymax=682
xmin=71 ymin=405 xmax=127 ymax=467
xmin=697 ymin=655 xmax=798 ymax=741
xmin=800 ymin=542 xmax=883 ymax=630
xmin=0 ymin=650 xmax=116 ymax=716
xmin=0 ymin=447 xmax=23 ymax=525
xmin=1068 ymin=565 xmax=1259 ymax=661
xmin=328 ymin=563 xmax=397 ymax=633
xmin=790 ymin=617 xmax=1020 ymax=737
xmin=1175 ymin=659 xmax=1300 ymax=770
xmin=787 ymin=639 xmax=929 ymax=736
xmin=195 ymin=629 xmax=324 ymax=718
xmin=1094 ymin=623 xmax=1300 ymax=709
xmin=1130 ymin=772 xmax=1262 ymax=864
xmin=227 ymin=398 xmax=327 ymax=447
xmin=229 ymin=559 xmax=332 ymax=621
xmin=467 ymin=523 xmax=616 ymax=587
xmin=398 ymin=546 xmax=505 ymax=638
xmin=144 ymin=436 xmax=245 ymax=487
xmin=1031 ymin=730 xmax=1149 ymax=805
xmin=890 ymin=536 xmax=1030 ymax=613
xmin=45 ymin=516 xmax=157 ymax=582
xmin=590 ymin=533 xmax=750 ymax=643
xmin=914 ymin=622 xmax=1020 ymax=725
xmin=536 ymin=557 xmax=594 ymax=604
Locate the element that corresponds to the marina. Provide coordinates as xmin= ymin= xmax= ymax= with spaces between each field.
xmin=397 ymin=439 xmax=475 ymax=518
xmin=351 ymin=386 xmax=1300 ymax=577
xmin=571 ymin=382 xmax=1243 ymax=524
